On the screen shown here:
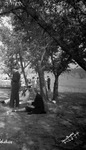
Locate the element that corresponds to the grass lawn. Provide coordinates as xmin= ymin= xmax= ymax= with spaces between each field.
xmin=0 ymin=90 xmax=86 ymax=150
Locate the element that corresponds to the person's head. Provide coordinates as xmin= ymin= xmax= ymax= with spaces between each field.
xmin=13 ymin=68 xmax=18 ymax=72
xmin=13 ymin=66 xmax=19 ymax=72
xmin=12 ymin=69 xmax=18 ymax=74
xmin=34 ymin=88 xmax=40 ymax=94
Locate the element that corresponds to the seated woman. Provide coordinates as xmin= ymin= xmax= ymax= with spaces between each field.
xmin=14 ymin=88 xmax=46 ymax=114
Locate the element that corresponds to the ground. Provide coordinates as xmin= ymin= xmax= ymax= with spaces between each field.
xmin=0 ymin=89 xmax=86 ymax=150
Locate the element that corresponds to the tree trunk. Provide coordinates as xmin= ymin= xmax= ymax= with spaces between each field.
xmin=37 ymin=61 xmax=49 ymax=111
xmin=53 ymin=75 xmax=59 ymax=101
xmin=19 ymin=51 xmax=29 ymax=91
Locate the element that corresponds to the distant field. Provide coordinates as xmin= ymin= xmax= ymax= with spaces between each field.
xmin=0 ymin=79 xmax=11 ymax=87
xmin=59 ymin=75 xmax=86 ymax=93
xmin=45 ymin=73 xmax=86 ymax=93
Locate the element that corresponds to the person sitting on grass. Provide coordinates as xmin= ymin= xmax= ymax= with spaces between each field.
xmin=13 ymin=88 xmax=46 ymax=114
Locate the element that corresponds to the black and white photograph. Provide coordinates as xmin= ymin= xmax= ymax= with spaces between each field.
xmin=0 ymin=0 xmax=86 ymax=150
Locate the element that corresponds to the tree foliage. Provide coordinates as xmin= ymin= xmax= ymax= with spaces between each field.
xmin=0 ymin=0 xmax=86 ymax=71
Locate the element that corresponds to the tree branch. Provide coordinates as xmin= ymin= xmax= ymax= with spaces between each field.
xmin=12 ymin=10 xmax=25 ymax=25
xmin=24 ymin=6 xmax=86 ymax=70
xmin=23 ymin=61 xmax=30 ymax=69
xmin=40 ymin=49 xmax=46 ymax=64
xmin=0 ymin=4 xmax=86 ymax=70
xmin=0 ymin=6 xmax=23 ymax=16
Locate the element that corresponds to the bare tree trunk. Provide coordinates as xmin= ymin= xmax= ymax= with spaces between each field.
xmin=53 ymin=75 xmax=59 ymax=101
xmin=37 ymin=61 xmax=48 ymax=111
xmin=18 ymin=51 xmax=29 ymax=90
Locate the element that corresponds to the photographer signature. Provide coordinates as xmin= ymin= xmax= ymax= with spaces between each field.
xmin=61 ymin=132 xmax=79 ymax=144
xmin=0 ymin=139 xmax=12 ymax=144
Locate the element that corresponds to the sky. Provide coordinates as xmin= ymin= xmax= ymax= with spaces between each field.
xmin=0 ymin=16 xmax=13 ymax=30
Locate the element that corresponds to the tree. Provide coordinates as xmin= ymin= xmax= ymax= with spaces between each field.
xmin=0 ymin=20 xmax=17 ymax=77
xmin=0 ymin=0 xmax=85 ymax=70
xmin=0 ymin=21 xmax=30 ymax=88
xmin=24 ymin=29 xmax=50 ymax=106
xmin=0 ymin=13 xmax=50 ymax=106
xmin=46 ymin=41 xmax=72 ymax=101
